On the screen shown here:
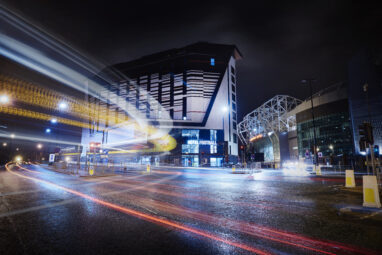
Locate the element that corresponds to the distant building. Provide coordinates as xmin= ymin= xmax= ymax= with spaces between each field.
xmin=240 ymin=49 xmax=382 ymax=168
xmin=238 ymin=95 xmax=301 ymax=164
xmin=287 ymin=83 xmax=353 ymax=162
xmin=82 ymin=42 xmax=243 ymax=166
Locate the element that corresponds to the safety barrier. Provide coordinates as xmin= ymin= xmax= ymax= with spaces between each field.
xmin=345 ymin=170 xmax=355 ymax=188
xmin=362 ymin=175 xmax=381 ymax=208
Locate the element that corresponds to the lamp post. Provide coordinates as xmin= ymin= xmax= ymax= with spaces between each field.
xmin=10 ymin=133 xmax=15 ymax=161
xmin=222 ymin=106 xmax=228 ymax=166
xmin=302 ymin=79 xmax=318 ymax=167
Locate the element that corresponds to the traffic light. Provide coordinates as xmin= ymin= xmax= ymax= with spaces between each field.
xmin=374 ymin=145 xmax=379 ymax=158
xmin=90 ymin=142 xmax=101 ymax=153
xmin=359 ymin=122 xmax=374 ymax=145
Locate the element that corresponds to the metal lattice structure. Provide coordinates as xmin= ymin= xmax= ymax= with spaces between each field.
xmin=238 ymin=95 xmax=301 ymax=145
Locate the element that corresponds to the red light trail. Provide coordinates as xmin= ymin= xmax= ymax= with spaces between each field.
xmin=5 ymin=163 xmax=270 ymax=255
xmin=7 ymin=163 xmax=376 ymax=255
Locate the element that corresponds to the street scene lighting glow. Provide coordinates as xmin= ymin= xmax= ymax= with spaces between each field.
xmin=0 ymin=2 xmax=381 ymax=255
xmin=0 ymin=94 xmax=9 ymax=104
xmin=58 ymin=102 xmax=68 ymax=110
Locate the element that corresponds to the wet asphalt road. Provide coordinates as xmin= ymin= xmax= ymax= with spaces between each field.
xmin=0 ymin=164 xmax=381 ymax=255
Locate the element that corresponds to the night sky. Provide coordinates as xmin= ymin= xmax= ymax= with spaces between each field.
xmin=2 ymin=0 xmax=382 ymax=120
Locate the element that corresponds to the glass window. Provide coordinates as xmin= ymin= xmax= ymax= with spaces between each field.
xmin=233 ymin=113 xmax=237 ymax=121
xmin=233 ymin=133 xmax=237 ymax=144
xmin=210 ymin=130 xmax=217 ymax=141
xmin=231 ymin=75 xmax=235 ymax=84
xmin=232 ymin=94 xmax=236 ymax=102
xmin=210 ymin=58 xmax=215 ymax=66
xmin=231 ymin=84 xmax=236 ymax=92
xmin=182 ymin=144 xmax=199 ymax=154
xmin=231 ymin=66 xmax=235 ymax=75
xmin=233 ymin=122 xmax=237 ymax=130
xmin=297 ymin=112 xmax=353 ymax=158
xmin=232 ymin=103 xmax=236 ymax=111
xmin=182 ymin=129 xmax=199 ymax=140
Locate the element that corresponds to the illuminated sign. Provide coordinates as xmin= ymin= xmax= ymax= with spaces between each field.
xmin=187 ymin=140 xmax=217 ymax=145
xmin=249 ymin=134 xmax=263 ymax=142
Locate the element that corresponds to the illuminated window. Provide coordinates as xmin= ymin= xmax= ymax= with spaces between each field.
xmin=210 ymin=144 xmax=217 ymax=154
xmin=182 ymin=144 xmax=199 ymax=153
xmin=210 ymin=58 xmax=215 ymax=66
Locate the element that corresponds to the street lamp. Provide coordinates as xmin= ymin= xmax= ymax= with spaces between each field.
xmin=58 ymin=102 xmax=68 ymax=110
xmin=37 ymin=143 xmax=43 ymax=149
xmin=2 ymin=142 xmax=7 ymax=147
xmin=15 ymin=155 xmax=22 ymax=163
xmin=50 ymin=118 xmax=58 ymax=124
xmin=0 ymin=94 xmax=10 ymax=104
xmin=302 ymin=79 xmax=318 ymax=166
xmin=45 ymin=128 xmax=51 ymax=133
xmin=10 ymin=133 xmax=15 ymax=139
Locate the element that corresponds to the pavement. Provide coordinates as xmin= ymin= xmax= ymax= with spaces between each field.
xmin=0 ymin=164 xmax=381 ymax=254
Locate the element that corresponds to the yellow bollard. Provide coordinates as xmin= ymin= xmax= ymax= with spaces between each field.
xmin=146 ymin=164 xmax=151 ymax=173
xmin=345 ymin=170 xmax=355 ymax=188
xmin=89 ymin=168 xmax=94 ymax=176
xmin=362 ymin=175 xmax=381 ymax=208
xmin=315 ymin=165 xmax=321 ymax=176
xmin=232 ymin=166 xmax=235 ymax=173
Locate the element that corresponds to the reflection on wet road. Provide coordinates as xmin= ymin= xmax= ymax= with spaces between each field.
xmin=0 ymin=164 xmax=380 ymax=254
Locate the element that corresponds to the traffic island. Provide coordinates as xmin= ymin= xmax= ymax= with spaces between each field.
xmin=338 ymin=206 xmax=382 ymax=221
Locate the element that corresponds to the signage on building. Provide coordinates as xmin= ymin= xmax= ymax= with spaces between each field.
xmin=187 ymin=140 xmax=216 ymax=145
xmin=318 ymin=152 xmax=323 ymax=158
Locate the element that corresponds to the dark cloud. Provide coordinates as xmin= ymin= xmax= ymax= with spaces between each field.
xmin=2 ymin=0 xmax=382 ymax=120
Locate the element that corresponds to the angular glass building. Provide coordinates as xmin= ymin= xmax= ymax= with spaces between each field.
xmin=290 ymin=83 xmax=354 ymax=164
xmin=82 ymin=42 xmax=242 ymax=166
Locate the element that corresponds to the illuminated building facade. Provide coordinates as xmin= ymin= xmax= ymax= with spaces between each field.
xmin=288 ymin=83 xmax=354 ymax=162
xmin=84 ymin=42 xmax=242 ymax=166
